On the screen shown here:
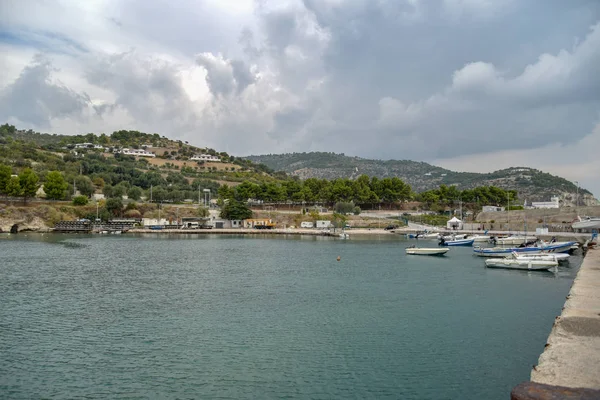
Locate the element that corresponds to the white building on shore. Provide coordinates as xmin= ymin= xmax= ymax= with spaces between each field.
xmin=530 ymin=196 xmax=560 ymax=209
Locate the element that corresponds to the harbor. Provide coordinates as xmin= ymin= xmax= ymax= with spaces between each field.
xmin=512 ymin=247 xmax=600 ymax=399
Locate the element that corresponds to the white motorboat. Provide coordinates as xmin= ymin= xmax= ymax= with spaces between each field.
xmin=485 ymin=254 xmax=558 ymax=270
xmin=406 ymin=246 xmax=449 ymax=256
xmin=495 ymin=235 xmax=537 ymax=245
xmin=471 ymin=235 xmax=491 ymax=242
xmin=338 ymin=232 xmax=349 ymax=239
xmin=509 ymin=252 xmax=569 ymax=262
xmin=439 ymin=237 xmax=475 ymax=246
xmin=441 ymin=233 xmax=468 ymax=240
xmin=572 ymin=216 xmax=600 ymax=230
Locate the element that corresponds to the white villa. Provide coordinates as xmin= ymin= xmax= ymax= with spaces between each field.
xmin=114 ymin=148 xmax=156 ymax=158
xmin=73 ymin=143 xmax=104 ymax=149
xmin=191 ymin=154 xmax=221 ymax=162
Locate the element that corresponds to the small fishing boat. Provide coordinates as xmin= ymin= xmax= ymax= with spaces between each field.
xmin=510 ymin=252 xmax=569 ymax=262
xmin=485 ymin=254 xmax=558 ymax=271
xmin=406 ymin=246 xmax=449 ymax=256
xmin=440 ymin=237 xmax=475 ymax=246
xmin=338 ymin=232 xmax=349 ymax=239
xmin=495 ymin=235 xmax=537 ymax=245
xmin=471 ymin=235 xmax=491 ymax=242
xmin=441 ymin=233 xmax=468 ymax=240
xmin=473 ymin=241 xmax=577 ymax=257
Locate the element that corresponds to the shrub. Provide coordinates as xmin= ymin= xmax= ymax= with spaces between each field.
xmin=72 ymin=195 xmax=88 ymax=206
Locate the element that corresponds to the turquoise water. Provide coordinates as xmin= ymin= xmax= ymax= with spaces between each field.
xmin=0 ymin=233 xmax=582 ymax=399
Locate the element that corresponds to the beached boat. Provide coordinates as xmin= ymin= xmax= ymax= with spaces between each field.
xmin=495 ymin=235 xmax=537 ymax=245
xmin=406 ymin=246 xmax=449 ymax=256
xmin=485 ymin=254 xmax=558 ymax=271
xmin=572 ymin=216 xmax=600 ymax=230
xmin=440 ymin=237 xmax=475 ymax=246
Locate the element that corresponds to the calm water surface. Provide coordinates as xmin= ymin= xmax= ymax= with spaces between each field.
xmin=0 ymin=233 xmax=582 ymax=399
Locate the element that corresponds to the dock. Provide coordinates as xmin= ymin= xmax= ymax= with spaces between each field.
xmin=511 ymin=247 xmax=600 ymax=399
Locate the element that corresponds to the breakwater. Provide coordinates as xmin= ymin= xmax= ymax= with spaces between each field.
xmin=512 ymin=247 xmax=600 ymax=399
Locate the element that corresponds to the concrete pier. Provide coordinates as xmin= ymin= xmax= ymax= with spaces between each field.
xmin=512 ymin=247 xmax=600 ymax=399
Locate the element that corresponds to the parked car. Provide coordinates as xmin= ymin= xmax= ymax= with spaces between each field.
xmin=384 ymin=225 xmax=398 ymax=230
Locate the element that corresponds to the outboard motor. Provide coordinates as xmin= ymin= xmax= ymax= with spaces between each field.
xmin=439 ymin=238 xmax=446 ymax=247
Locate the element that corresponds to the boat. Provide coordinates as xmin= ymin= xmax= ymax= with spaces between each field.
xmin=510 ymin=252 xmax=569 ymax=262
xmin=441 ymin=233 xmax=468 ymax=240
xmin=473 ymin=241 xmax=576 ymax=257
xmin=494 ymin=235 xmax=537 ymax=245
xmin=406 ymin=246 xmax=449 ymax=256
xmin=439 ymin=237 xmax=475 ymax=246
xmin=338 ymin=232 xmax=350 ymax=239
xmin=485 ymin=254 xmax=558 ymax=271
xmin=471 ymin=235 xmax=491 ymax=242
xmin=572 ymin=216 xmax=600 ymax=230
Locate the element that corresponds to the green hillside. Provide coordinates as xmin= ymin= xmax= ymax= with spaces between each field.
xmin=246 ymin=152 xmax=596 ymax=205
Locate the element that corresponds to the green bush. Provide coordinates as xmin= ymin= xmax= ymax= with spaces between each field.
xmin=72 ymin=195 xmax=88 ymax=206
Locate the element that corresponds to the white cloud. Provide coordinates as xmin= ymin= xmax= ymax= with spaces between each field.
xmin=0 ymin=0 xmax=599 ymax=195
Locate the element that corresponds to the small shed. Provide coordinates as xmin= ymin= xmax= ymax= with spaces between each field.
xmin=446 ymin=216 xmax=463 ymax=230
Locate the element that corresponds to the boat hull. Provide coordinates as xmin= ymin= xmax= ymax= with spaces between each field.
xmin=495 ymin=236 xmax=537 ymax=245
xmin=406 ymin=247 xmax=449 ymax=256
xmin=443 ymin=238 xmax=475 ymax=246
xmin=485 ymin=258 xmax=557 ymax=270
xmin=572 ymin=218 xmax=600 ymax=230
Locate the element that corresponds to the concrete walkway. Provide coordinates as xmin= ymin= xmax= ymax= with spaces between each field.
xmin=531 ymin=247 xmax=600 ymax=388
xmin=512 ymin=247 xmax=600 ymax=398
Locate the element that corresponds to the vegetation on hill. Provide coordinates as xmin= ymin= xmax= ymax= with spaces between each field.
xmin=246 ymin=152 xmax=594 ymax=204
xmin=0 ymin=125 xmax=551 ymax=224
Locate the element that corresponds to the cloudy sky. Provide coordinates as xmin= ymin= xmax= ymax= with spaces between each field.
xmin=1 ymin=0 xmax=599 ymax=196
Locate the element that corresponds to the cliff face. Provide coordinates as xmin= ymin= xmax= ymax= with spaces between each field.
xmin=0 ymin=215 xmax=51 ymax=233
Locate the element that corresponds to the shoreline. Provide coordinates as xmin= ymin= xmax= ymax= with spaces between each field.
xmin=512 ymin=247 xmax=600 ymax=398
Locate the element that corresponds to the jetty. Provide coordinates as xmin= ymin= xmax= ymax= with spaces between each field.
xmin=511 ymin=246 xmax=600 ymax=399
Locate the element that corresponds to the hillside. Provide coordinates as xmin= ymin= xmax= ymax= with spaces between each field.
xmin=246 ymin=152 xmax=598 ymax=206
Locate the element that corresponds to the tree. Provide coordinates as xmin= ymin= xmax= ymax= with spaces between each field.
xmin=19 ymin=168 xmax=39 ymax=203
xmin=105 ymin=198 xmax=123 ymax=217
xmin=197 ymin=206 xmax=209 ymax=218
xmin=127 ymin=186 xmax=142 ymax=201
xmin=72 ymin=195 xmax=88 ymax=206
xmin=44 ymin=171 xmax=68 ymax=200
xmin=334 ymin=201 xmax=356 ymax=215
xmin=0 ymin=164 xmax=12 ymax=195
xmin=220 ymin=200 xmax=253 ymax=220
xmin=6 ymin=176 xmax=22 ymax=197
xmin=75 ymin=176 xmax=95 ymax=197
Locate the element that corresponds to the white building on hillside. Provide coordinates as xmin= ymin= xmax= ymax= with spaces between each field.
xmin=530 ymin=196 xmax=560 ymax=209
xmin=115 ymin=148 xmax=156 ymax=157
xmin=191 ymin=154 xmax=221 ymax=162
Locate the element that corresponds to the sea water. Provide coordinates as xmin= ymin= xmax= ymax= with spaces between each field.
xmin=0 ymin=234 xmax=581 ymax=399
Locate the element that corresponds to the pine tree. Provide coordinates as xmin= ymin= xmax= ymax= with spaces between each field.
xmin=44 ymin=171 xmax=68 ymax=200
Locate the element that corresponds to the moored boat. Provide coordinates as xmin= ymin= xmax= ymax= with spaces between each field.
xmin=406 ymin=246 xmax=449 ymax=256
xmin=509 ymin=252 xmax=569 ymax=262
xmin=485 ymin=254 xmax=558 ymax=271
xmin=440 ymin=237 xmax=474 ymax=246
xmin=495 ymin=235 xmax=537 ymax=245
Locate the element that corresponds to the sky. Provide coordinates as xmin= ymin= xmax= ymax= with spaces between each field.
xmin=1 ymin=0 xmax=599 ymax=196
